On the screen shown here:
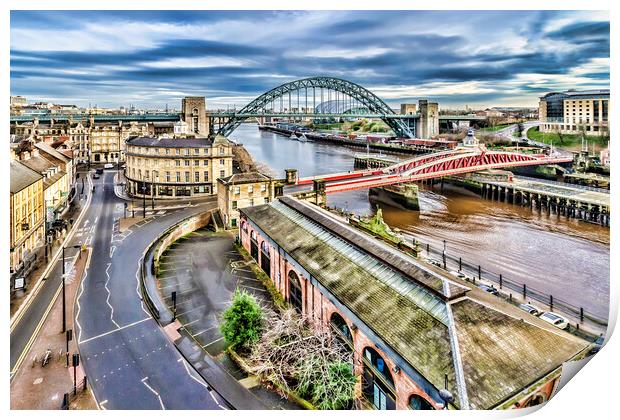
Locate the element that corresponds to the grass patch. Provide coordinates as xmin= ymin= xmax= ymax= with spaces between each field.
xmin=527 ymin=126 xmax=608 ymax=150
xmin=479 ymin=123 xmax=512 ymax=133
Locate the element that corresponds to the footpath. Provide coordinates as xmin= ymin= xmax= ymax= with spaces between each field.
xmin=10 ymin=248 xmax=97 ymax=410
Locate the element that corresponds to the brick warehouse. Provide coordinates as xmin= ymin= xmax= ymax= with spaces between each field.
xmin=239 ymin=196 xmax=591 ymax=410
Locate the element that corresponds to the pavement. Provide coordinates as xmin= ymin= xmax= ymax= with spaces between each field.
xmin=72 ymin=170 xmax=230 ymax=409
xmin=10 ymin=171 xmax=94 ymax=378
xmin=10 ymin=248 xmax=97 ymax=410
xmin=156 ymin=230 xmax=301 ymax=409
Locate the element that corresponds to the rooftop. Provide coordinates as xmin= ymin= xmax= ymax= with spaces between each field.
xmin=240 ymin=197 xmax=588 ymax=409
xmin=10 ymin=160 xmax=42 ymax=193
xmin=219 ymin=172 xmax=273 ymax=185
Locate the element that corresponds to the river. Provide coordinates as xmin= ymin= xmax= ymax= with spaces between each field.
xmin=229 ymin=124 xmax=610 ymax=320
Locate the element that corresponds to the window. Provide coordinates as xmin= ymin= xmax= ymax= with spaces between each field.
xmin=176 ymin=149 xmax=181 ymax=155
xmin=203 ymin=160 xmax=209 ymax=166
xmin=249 ymin=199 xmax=254 ymax=206
xmin=234 ymin=186 xmax=240 ymax=195
xmin=194 ymin=160 xmax=200 ymax=166
xmin=362 ymin=347 xmax=396 ymax=410
xmin=261 ymin=184 xmax=267 ymax=192
xmin=194 ymin=148 xmax=200 ymax=155
xmin=195 ymin=172 xmax=200 ymax=182
xmin=185 ymin=172 xmax=190 ymax=182
xmin=220 ymin=170 xmax=225 ymax=178
xmin=264 ymin=197 xmax=269 ymax=204
xmin=219 ymin=147 xmax=225 ymax=156
xmin=203 ymin=148 xmax=209 ymax=155
xmin=184 ymin=149 xmax=190 ymax=156
xmin=219 ymin=159 xmax=225 ymax=165
xmin=232 ymin=201 xmax=238 ymax=209
xmin=176 ymin=172 xmax=181 ymax=182
xmin=288 ymin=271 xmax=303 ymax=314
xmin=248 ymin=185 xmax=254 ymax=193
xmin=330 ymin=313 xmax=353 ymax=346
xmin=204 ymin=171 xmax=209 ymax=181
xmin=185 ymin=160 xmax=190 ymax=166
xmin=260 ymin=241 xmax=271 ymax=277
xmin=409 ymin=395 xmax=434 ymax=410
xmin=175 ymin=160 xmax=180 ymax=167
xmin=165 ymin=149 xmax=171 ymax=155
xmin=166 ymin=171 xmax=171 ymax=182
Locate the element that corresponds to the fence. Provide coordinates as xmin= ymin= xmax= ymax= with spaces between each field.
xmin=420 ymin=241 xmax=607 ymax=328
xmin=60 ymin=376 xmax=88 ymax=409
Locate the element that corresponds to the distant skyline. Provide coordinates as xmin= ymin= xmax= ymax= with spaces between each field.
xmin=10 ymin=10 xmax=610 ymax=109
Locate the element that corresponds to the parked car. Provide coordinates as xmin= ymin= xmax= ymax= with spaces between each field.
xmin=93 ymin=173 xmax=100 ymax=179
xmin=539 ymin=312 xmax=569 ymax=330
xmin=425 ymin=258 xmax=442 ymax=268
xmin=104 ymin=163 xmax=115 ymax=169
xmin=449 ymin=270 xmax=469 ymax=281
xmin=519 ymin=303 xmax=542 ymax=316
xmin=95 ymin=168 xmax=104 ymax=174
xmin=477 ymin=283 xmax=499 ymax=296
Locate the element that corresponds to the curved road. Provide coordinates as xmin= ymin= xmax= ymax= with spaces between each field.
xmin=74 ymin=171 xmax=227 ymax=409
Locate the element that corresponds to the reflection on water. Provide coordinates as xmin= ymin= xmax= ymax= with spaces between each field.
xmin=230 ymin=125 xmax=610 ymax=319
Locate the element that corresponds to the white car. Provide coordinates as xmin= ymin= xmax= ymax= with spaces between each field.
xmin=449 ymin=270 xmax=469 ymax=281
xmin=539 ymin=311 xmax=569 ymax=330
xmin=104 ymin=163 xmax=115 ymax=169
xmin=519 ymin=303 xmax=542 ymax=316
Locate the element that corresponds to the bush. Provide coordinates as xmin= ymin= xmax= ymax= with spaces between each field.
xmin=220 ymin=289 xmax=263 ymax=351
xmin=296 ymin=359 xmax=356 ymax=410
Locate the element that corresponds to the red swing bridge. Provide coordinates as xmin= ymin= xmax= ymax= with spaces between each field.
xmin=295 ymin=143 xmax=573 ymax=194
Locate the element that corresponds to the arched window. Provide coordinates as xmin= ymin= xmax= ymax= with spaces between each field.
xmin=523 ymin=393 xmax=547 ymax=408
xmin=330 ymin=312 xmax=353 ymax=347
xmin=409 ymin=394 xmax=434 ymax=410
xmin=260 ymin=241 xmax=271 ymax=278
xmin=362 ymin=347 xmax=396 ymax=410
xmin=250 ymin=231 xmax=259 ymax=261
xmin=240 ymin=221 xmax=247 ymax=232
xmin=288 ymin=270 xmax=303 ymax=314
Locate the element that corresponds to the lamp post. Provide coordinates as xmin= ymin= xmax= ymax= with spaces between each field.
xmin=439 ymin=374 xmax=454 ymax=410
xmin=62 ymin=245 xmax=81 ymax=333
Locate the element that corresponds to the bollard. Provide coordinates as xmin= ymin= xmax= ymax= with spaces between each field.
xmin=580 ymin=307 xmax=584 ymax=323
xmin=499 ymin=274 xmax=503 ymax=289
xmin=509 ymin=293 xmax=512 ymax=303
xmin=550 ymin=295 xmax=553 ymax=312
xmin=62 ymin=393 xmax=69 ymax=410
xmin=478 ymin=265 xmax=481 ymax=282
xmin=459 ymin=257 xmax=462 ymax=272
xmin=83 ymin=376 xmax=88 ymax=391
xmin=427 ymin=243 xmax=430 ymax=255
xmin=523 ymin=284 xmax=527 ymax=299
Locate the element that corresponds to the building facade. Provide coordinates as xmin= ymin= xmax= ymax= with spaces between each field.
xmin=417 ymin=99 xmax=439 ymax=138
xmin=182 ymin=97 xmax=208 ymax=135
xmin=239 ymin=196 xmax=590 ymax=410
xmin=539 ymin=89 xmax=610 ymax=136
xmin=217 ymin=172 xmax=278 ymax=229
xmin=124 ymin=134 xmax=233 ymax=198
xmin=10 ymin=160 xmax=44 ymax=279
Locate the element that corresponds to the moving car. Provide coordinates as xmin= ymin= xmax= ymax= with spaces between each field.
xmin=95 ymin=168 xmax=104 ymax=174
xmin=519 ymin=303 xmax=542 ymax=316
xmin=104 ymin=163 xmax=114 ymax=169
xmin=477 ymin=283 xmax=499 ymax=296
xmin=93 ymin=174 xmax=100 ymax=179
xmin=539 ymin=311 xmax=569 ymax=330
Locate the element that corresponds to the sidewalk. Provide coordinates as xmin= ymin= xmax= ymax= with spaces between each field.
xmin=10 ymin=248 xmax=98 ymax=410
xmin=10 ymin=193 xmax=87 ymax=318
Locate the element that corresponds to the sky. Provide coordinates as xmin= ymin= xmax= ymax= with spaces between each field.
xmin=10 ymin=10 xmax=610 ymax=110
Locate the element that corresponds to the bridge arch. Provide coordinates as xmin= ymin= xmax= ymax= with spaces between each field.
xmin=215 ymin=77 xmax=414 ymax=138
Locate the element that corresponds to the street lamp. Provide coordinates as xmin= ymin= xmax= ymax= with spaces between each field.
xmin=439 ymin=374 xmax=454 ymax=410
xmin=62 ymin=245 xmax=82 ymax=333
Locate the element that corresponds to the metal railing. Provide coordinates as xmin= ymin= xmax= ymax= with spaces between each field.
xmin=60 ymin=376 xmax=88 ymax=409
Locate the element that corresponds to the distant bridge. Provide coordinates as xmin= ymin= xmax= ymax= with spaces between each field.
xmin=296 ymin=146 xmax=573 ymax=194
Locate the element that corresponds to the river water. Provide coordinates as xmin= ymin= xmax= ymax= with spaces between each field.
xmin=229 ymin=124 xmax=610 ymax=320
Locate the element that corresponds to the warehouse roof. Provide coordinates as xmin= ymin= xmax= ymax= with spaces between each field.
xmin=241 ymin=197 xmax=588 ymax=409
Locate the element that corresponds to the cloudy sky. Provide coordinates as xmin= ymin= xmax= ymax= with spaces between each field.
xmin=10 ymin=10 xmax=610 ymax=109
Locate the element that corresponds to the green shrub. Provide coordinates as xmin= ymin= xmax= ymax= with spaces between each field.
xmin=220 ymin=289 xmax=263 ymax=351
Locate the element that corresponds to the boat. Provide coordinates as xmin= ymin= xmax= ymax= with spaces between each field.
xmin=290 ymin=133 xmax=298 ymax=140
xmin=299 ymin=133 xmax=308 ymax=142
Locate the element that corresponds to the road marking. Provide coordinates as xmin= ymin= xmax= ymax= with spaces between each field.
xmin=177 ymin=358 xmax=228 ymax=410
xmin=191 ymin=326 xmax=217 ymax=337
xmin=109 ymin=245 xmax=116 ymax=258
xmin=75 ymin=249 xmax=93 ymax=343
xmin=104 ymin=263 xmax=121 ymax=329
xmin=202 ymin=336 xmax=225 ymax=348
xmin=141 ymin=377 xmax=165 ymax=410
xmin=175 ymin=304 xmax=207 ymax=318
xmin=135 ymin=257 xmax=152 ymax=317
xmin=78 ymin=317 xmax=151 ymax=344
xmin=99 ymin=400 xmax=108 ymax=410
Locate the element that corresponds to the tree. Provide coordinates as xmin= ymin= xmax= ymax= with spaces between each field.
xmin=220 ymin=289 xmax=263 ymax=351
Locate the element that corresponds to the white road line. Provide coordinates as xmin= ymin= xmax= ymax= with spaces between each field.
xmin=175 ymin=304 xmax=207 ymax=318
xmin=202 ymin=336 xmax=224 ymax=348
xmin=109 ymin=245 xmax=116 ymax=258
xmin=104 ymin=263 xmax=121 ymax=329
xmin=191 ymin=326 xmax=217 ymax=337
xmin=74 ymin=249 xmax=93 ymax=343
xmin=78 ymin=318 xmax=151 ymax=344
xmin=99 ymin=400 xmax=108 ymax=410
xmin=177 ymin=358 xmax=228 ymax=410
xmin=94 ymin=216 xmax=99 ymax=224
xmin=141 ymin=377 xmax=166 ymax=410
